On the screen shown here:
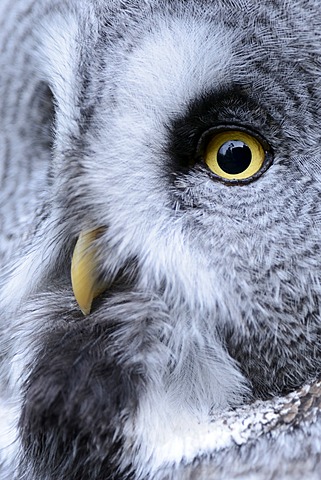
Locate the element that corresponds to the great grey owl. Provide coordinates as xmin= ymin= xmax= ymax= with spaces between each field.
xmin=1 ymin=0 xmax=321 ymax=479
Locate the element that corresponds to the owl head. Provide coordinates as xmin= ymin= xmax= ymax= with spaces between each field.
xmin=2 ymin=1 xmax=321 ymax=479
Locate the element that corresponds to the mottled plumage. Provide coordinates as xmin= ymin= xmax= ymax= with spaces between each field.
xmin=1 ymin=0 xmax=321 ymax=479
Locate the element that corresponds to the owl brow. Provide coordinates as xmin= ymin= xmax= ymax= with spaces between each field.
xmin=165 ymin=86 xmax=272 ymax=169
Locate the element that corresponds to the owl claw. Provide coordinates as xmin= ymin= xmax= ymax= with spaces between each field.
xmin=71 ymin=228 xmax=106 ymax=315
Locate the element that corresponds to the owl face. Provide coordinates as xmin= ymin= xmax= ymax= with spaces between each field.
xmin=46 ymin=0 xmax=321 ymax=398
xmin=2 ymin=0 xmax=321 ymax=478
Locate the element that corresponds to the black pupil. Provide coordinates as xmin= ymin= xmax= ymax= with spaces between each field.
xmin=217 ymin=140 xmax=252 ymax=174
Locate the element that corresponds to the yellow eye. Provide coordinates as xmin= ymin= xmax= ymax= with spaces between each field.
xmin=204 ymin=130 xmax=268 ymax=183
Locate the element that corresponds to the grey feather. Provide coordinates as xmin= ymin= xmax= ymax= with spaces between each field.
xmin=1 ymin=0 xmax=321 ymax=479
